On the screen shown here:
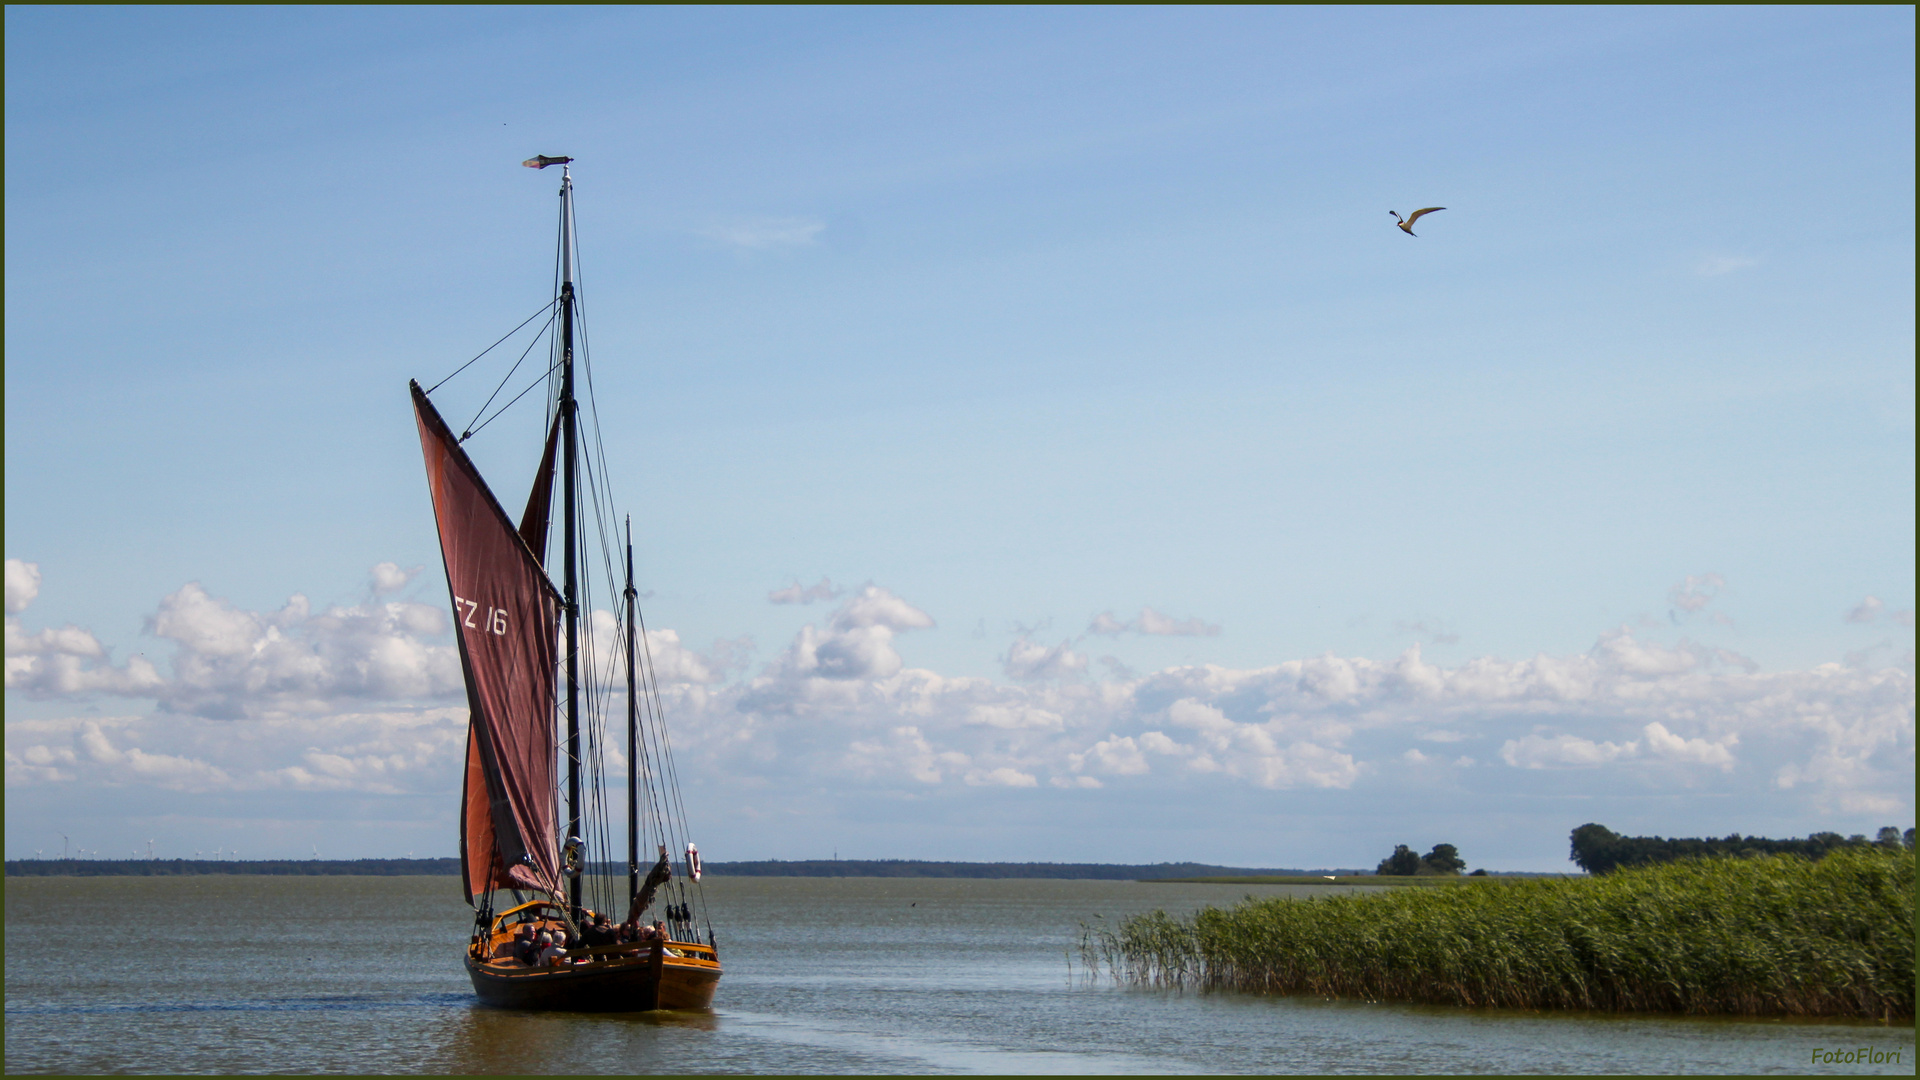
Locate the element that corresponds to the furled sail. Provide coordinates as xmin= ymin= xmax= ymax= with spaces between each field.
xmin=412 ymin=381 xmax=564 ymax=900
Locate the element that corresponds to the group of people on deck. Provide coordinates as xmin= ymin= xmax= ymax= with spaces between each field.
xmin=508 ymin=914 xmax=671 ymax=967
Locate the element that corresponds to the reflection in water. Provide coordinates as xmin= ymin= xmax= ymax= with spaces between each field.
xmin=5 ymin=875 xmax=1912 ymax=1075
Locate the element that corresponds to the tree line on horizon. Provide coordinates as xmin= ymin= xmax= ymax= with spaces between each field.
xmin=1568 ymin=823 xmax=1915 ymax=874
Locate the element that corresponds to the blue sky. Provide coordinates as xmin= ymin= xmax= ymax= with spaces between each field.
xmin=6 ymin=7 xmax=1912 ymax=869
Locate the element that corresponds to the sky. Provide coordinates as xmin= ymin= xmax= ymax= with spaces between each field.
xmin=5 ymin=7 xmax=1912 ymax=871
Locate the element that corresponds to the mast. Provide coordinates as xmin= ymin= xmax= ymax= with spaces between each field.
xmin=624 ymin=516 xmax=640 ymax=906
xmin=559 ymin=164 xmax=582 ymax=918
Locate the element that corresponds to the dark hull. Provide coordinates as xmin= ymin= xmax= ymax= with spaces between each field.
xmin=465 ymin=951 xmax=720 ymax=1012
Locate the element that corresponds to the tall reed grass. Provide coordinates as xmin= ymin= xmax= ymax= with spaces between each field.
xmin=1083 ymin=848 xmax=1912 ymax=1018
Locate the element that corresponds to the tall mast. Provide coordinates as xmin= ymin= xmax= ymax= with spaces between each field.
xmin=559 ymin=164 xmax=582 ymax=918
xmin=624 ymin=516 xmax=640 ymax=906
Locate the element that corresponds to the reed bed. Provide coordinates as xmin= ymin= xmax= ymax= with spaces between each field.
xmin=1084 ymin=848 xmax=1913 ymax=1018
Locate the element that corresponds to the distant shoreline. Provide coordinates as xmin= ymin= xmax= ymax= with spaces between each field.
xmin=3 ymin=857 xmax=1565 ymax=880
xmin=7 ymin=857 xmax=1376 ymax=879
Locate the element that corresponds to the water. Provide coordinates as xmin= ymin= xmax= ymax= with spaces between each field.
xmin=5 ymin=875 xmax=1911 ymax=1074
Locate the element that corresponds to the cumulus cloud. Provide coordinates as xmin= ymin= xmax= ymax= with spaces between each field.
xmin=769 ymin=577 xmax=843 ymax=605
xmin=751 ymin=586 xmax=934 ymax=692
xmin=370 ymin=562 xmax=421 ymax=596
xmin=5 ymin=560 xmax=164 ymax=698
xmin=1003 ymin=638 xmax=1088 ymax=682
xmin=580 ymin=608 xmax=743 ymax=688
xmin=142 ymin=581 xmax=462 ymax=719
xmin=834 ymin=586 xmax=935 ymax=632
xmin=1501 ymin=731 xmax=1639 ymax=768
xmin=1070 ymin=734 xmax=1149 ymax=777
xmin=6 ymin=708 xmax=466 ymax=795
xmin=1642 ymin=720 xmax=1738 ymax=770
xmin=6 ymin=559 xmax=42 ymax=613
xmin=1500 ymin=721 xmax=1738 ymax=772
xmin=1087 ymin=607 xmax=1221 ymax=637
xmin=675 ymin=619 xmax=1908 ymax=816
xmin=965 ymin=766 xmax=1038 ymax=787
xmin=5 ymin=562 xmax=475 ymax=718
xmin=6 ymin=569 xmax=1913 ymax=840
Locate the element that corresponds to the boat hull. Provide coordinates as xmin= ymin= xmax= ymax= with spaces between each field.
xmin=465 ymin=950 xmax=720 ymax=1012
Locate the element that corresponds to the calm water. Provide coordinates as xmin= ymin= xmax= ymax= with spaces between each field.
xmin=4 ymin=875 xmax=1911 ymax=1074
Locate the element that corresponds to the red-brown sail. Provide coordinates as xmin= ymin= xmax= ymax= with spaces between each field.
xmin=412 ymin=381 xmax=564 ymax=900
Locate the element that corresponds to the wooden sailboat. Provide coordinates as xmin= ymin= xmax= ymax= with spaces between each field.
xmin=411 ymin=157 xmax=720 ymax=1011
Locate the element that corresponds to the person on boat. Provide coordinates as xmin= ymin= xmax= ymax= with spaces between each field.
xmin=510 ymin=924 xmax=541 ymax=965
xmin=579 ymin=913 xmax=618 ymax=948
xmin=546 ymin=930 xmax=575 ymax=967
xmin=528 ymin=930 xmax=559 ymax=967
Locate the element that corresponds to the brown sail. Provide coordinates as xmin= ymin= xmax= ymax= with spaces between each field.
xmin=413 ymin=381 xmax=564 ymax=901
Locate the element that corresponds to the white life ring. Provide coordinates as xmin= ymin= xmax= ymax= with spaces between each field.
xmin=686 ymin=842 xmax=702 ymax=881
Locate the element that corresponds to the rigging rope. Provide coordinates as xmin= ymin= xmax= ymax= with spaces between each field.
xmin=425 ymin=299 xmax=557 ymax=396
xmin=459 ymin=308 xmax=561 ymax=441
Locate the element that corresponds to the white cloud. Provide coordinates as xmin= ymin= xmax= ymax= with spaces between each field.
xmin=369 ymin=562 xmax=421 ymax=596
xmin=746 ymin=586 xmax=936 ymax=700
xmin=843 ymin=725 xmax=969 ymax=785
xmin=1501 ymin=732 xmax=1640 ymax=768
xmin=1592 ymin=626 xmax=1698 ymax=676
xmin=143 ymin=583 xmax=464 ymax=719
xmin=5 ymin=565 xmax=164 ymax=698
xmin=964 ymin=766 xmax=1038 ymax=787
xmin=967 ymin=704 xmax=1065 ymax=731
xmin=1003 ymin=638 xmax=1088 ymax=682
xmin=581 ymin=608 xmax=732 ymax=687
xmin=5 ymin=708 xmax=466 ymax=795
xmin=833 ymin=586 xmax=934 ymax=632
xmin=6 ymin=559 xmax=42 ymax=613
xmin=5 ymin=570 xmax=1912 ymax=845
xmin=1641 ymin=720 xmax=1737 ymax=770
xmin=1070 ymin=734 xmax=1150 ymax=777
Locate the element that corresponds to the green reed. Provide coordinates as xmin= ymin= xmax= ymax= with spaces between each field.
xmin=1083 ymin=848 xmax=1913 ymax=1018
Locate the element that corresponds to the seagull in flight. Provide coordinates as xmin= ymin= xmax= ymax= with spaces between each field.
xmin=1389 ymin=207 xmax=1445 ymax=236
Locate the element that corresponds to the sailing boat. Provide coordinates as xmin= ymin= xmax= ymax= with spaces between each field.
xmin=411 ymin=157 xmax=720 ymax=1011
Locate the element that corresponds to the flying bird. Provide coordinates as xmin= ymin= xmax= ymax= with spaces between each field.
xmin=1389 ymin=207 xmax=1445 ymax=236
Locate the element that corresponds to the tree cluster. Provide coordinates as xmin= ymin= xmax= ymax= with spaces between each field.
xmin=1568 ymin=823 xmax=1915 ymax=875
xmin=1375 ymin=843 xmax=1467 ymax=876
